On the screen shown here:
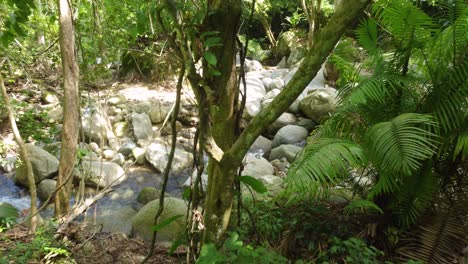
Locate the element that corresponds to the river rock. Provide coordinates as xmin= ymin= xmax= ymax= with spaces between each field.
xmin=1 ymin=155 xmax=16 ymax=173
xmin=268 ymin=113 xmax=297 ymax=134
xmin=276 ymin=31 xmax=295 ymax=58
xmin=269 ymin=144 xmax=302 ymax=163
xmin=241 ymin=155 xmax=274 ymax=178
xmin=118 ymin=138 xmax=137 ymax=156
xmin=107 ymin=95 xmax=127 ymax=106
xmin=245 ymin=59 xmax=263 ymax=72
xmin=15 ymin=144 xmax=59 ymax=187
xmin=296 ymin=117 xmax=316 ymax=131
xmin=287 ymin=46 xmax=306 ymax=66
xmin=272 ymin=125 xmax=308 ymax=148
xmin=132 ymin=112 xmax=153 ymax=141
xmin=113 ymin=122 xmax=129 ymax=138
xmin=263 ymin=89 xmax=280 ymax=102
xmin=132 ymin=197 xmax=187 ymax=243
xmin=132 ymin=147 xmax=146 ymax=164
xmin=82 ymin=106 xmax=117 ymax=148
xmin=47 ymin=105 xmax=63 ymax=123
xmin=148 ymin=102 xmax=172 ymax=124
xmin=42 ymin=91 xmax=59 ymax=104
xmin=271 ymin=158 xmax=291 ymax=174
xmin=249 ymin=135 xmax=272 ymax=156
xmin=284 ymin=67 xmax=299 ymax=85
xmin=182 ymin=171 xmax=208 ymax=189
xmin=102 ymin=149 xmax=115 ymax=160
xmin=145 ymin=143 xmax=193 ymax=174
xmin=76 ymin=161 xmax=126 ymax=188
xmin=242 ymin=74 xmax=266 ymax=102
xmin=258 ymin=175 xmax=283 ymax=194
xmin=299 ymin=87 xmax=337 ymax=123
xmin=93 ymin=207 xmax=137 ymax=236
xmin=137 ymin=187 xmax=160 ymax=205
xmin=37 ymin=179 xmax=56 ymax=202
xmin=244 ymin=101 xmax=262 ymax=119
xmin=131 ymin=102 xmax=151 ymax=114
xmin=111 ymin=153 xmax=125 ymax=166
xmin=268 ymin=79 xmax=284 ymax=91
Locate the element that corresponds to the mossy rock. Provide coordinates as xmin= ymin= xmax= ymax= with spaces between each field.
xmin=137 ymin=187 xmax=160 ymax=205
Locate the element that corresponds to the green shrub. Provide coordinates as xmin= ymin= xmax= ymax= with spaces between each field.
xmin=197 ymin=232 xmax=287 ymax=264
xmin=0 ymin=227 xmax=71 ymax=264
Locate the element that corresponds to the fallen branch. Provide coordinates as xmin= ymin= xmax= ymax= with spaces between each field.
xmin=54 ymin=188 xmax=112 ymax=239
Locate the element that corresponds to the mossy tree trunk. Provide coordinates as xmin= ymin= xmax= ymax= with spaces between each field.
xmin=159 ymin=0 xmax=371 ymax=244
xmin=55 ymin=0 xmax=80 ymax=218
xmin=200 ymin=0 xmax=371 ymax=243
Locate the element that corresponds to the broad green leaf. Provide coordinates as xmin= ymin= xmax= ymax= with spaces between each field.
xmin=200 ymin=31 xmax=220 ymax=39
xmin=151 ymin=214 xmax=183 ymax=232
xmin=344 ymin=199 xmax=383 ymax=215
xmin=203 ymin=52 xmax=217 ymax=66
xmin=238 ymin=176 xmax=267 ymax=194
xmin=0 ymin=203 xmax=19 ymax=220
xmin=203 ymin=37 xmax=222 ymax=48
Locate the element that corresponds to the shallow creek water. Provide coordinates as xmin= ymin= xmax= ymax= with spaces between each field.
xmin=0 ymin=166 xmax=187 ymax=220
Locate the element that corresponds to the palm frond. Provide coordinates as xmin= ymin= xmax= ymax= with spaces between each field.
xmin=366 ymin=113 xmax=437 ymax=175
xmin=344 ymin=199 xmax=383 ymax=215
xmin=344 ymin=73 xmax=402 ymax=106
xmin=424 ymin=61 xmax=468 ymax=133
xmin=454 ymin=130 xmax=468 ymax=160
xmin=320 ymin=105 xmax=368 ymax=141
xmin=287 ymin=138 xmax=366 ymax=188
xmin=373 ymin=0 xmax=436 ymax=48
xmin=391 ymin=163 xmax=438 ymax=227
xmin=397 ymin=210 xmax=468 ymax=264
xmin=355 ymin=19 xmax=380 ymax=56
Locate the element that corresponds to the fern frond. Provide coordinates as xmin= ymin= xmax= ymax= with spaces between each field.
xmin=366 ymin=113 xmax=437 ymax=175
xmin=287 ymin=138 xmax=366 ymax=188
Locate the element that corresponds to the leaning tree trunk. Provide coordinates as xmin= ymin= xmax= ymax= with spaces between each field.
xmin=55 ymin=0 xmax=80 ymax=218
xmin=0 ymin=74 xmax=38 ymax=232
xmin=202 ymin=0 xmax=371 ymax=243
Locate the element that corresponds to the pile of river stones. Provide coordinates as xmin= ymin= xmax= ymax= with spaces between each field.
xmin=1 ymin=56 xmax=339 ymax=244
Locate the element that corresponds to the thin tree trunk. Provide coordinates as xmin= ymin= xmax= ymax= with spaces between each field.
xmin=259 ymin=16 xmax=276 ymax=50
xmin=0 ymin=74 xmax=38 ymax=232
xmin=55 ymin=0 xmax=80 ymax=218
xmin=35 ymin=0 xmax=46 ymax=45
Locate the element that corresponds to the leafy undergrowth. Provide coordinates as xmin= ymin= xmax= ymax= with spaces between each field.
xmin=0 ymin=224 xmax=183 ymax=264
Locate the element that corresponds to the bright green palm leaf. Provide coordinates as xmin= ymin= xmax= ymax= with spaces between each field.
xmin=366 ymin=113 xmax=437 ymax=175
xmin=288 ymin=138 xmax=366 ymax=188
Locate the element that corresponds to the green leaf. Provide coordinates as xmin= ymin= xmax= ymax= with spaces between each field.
xmin=203 ymin=37 xmax=222 ymax=48
xmin=344 ymin=199 xmax=383 ymax=215
xmin=151 ymin=214 xmax=183 ymax=232
xmin=208 ymin=69 xmax=221 ymax=76
xmin=0 ymin=202 xmax=19 ymax=221
xmin=238 ymin=176 xmax=267 ymax=194
xmin=200 ymin=31 xmax=220 ymax=39
xmin=366 ymin=113 xmax=437 ymax=175
xmin=203 ymin=52 xmax=217 ymax=66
